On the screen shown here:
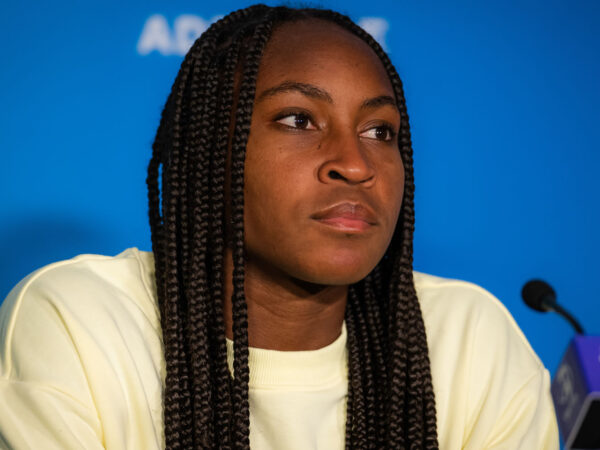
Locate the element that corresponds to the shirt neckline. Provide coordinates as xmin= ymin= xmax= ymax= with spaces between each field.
xmin=226 ymin=324 xmax=348 ymax=388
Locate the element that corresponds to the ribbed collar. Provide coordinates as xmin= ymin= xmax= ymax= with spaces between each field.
xmin=226 ymin=325 xmax=348 ymax=389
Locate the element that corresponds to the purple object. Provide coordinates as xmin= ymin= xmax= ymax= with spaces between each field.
xmin=552 ymin=336 xmax=600 ymax=449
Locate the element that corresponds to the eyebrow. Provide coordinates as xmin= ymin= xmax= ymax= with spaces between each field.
xmin=360 ymin=95 xmax=397 ymax=110
xmin=256 ymin=81 xmax=333 ymax=104
xmin=255 ymin=80 xmax=398 ymax=110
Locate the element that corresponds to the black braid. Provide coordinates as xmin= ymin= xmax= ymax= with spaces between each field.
xmin=147 ymin=4 xmax=438 ymax=449
xmin=229 ymin=16 xmax=276 ymax=449
xmin=209 ymin=35 xmax=244 ymax=450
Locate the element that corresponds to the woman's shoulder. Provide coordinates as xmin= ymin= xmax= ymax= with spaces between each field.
xmin=413 ymin=271 xmax=537 ymax=357
xmin=414 ymin=271 xmax=558 ymax=448
xmin=413 ymin=270 xmax=541 ymax=367
xmin=0 ymin=248 xmax=160 ymax=370
xmin=12 ymin=247 xmax=154 ymax=289
xmin=0 ymin=249 xmax=166 ymax=448
xmin=414 ymin=270 xmax=510 ymax=311
xmin=3 ymin=248 xmax=156 ymax=310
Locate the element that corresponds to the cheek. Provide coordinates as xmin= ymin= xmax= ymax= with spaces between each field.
xmin=381 ymin=155 xmax=406 ymax=225
xmin=244 ymin=130 xmax=316 ymax=216
xmin=243 ymin=148 xmax=308 ymax=254
xmin=245 ymin=152 xmax=300 ymax=213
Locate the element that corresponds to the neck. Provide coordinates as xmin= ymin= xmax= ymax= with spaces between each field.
xmin=223 ymin=250 xmax=347 ymax=351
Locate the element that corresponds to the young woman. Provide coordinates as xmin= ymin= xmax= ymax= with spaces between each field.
xmin=0 ymin=5 xmax=558 ymax=449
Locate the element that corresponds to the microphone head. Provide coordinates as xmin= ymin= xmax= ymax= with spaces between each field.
xmin=521 ymin=279 xmax=557 ymax=312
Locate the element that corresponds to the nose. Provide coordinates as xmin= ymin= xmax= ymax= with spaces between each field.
xmin=317 ymin=134 xmax=375 ymax=187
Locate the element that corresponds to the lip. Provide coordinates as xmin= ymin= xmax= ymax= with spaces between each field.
xmin=311 ymin=202 xmax=378 ymax=232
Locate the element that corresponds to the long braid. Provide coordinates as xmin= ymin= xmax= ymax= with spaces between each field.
xmin=346 ymin=285 xmax=377 ymax=448
xmin=186 ymin=37 xmax=219 ymax=446
xmin=161 ymin=51 xmax=195 ymax=448
xmin=365 ymin=283 xmax=389 ymax=448
xmin=230 ymin=16 xmax=275 ymax=448
xmin=209 ymin=36 xmax=244 ymax=450
xmin=345 ymin=290 xmax=368 ymax=448
xmin=360 ymin=276 xmax=388 ymax=448
xmin=147 ymin=5 xmax=438 ymax=449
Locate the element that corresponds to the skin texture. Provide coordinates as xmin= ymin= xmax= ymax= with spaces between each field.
xmin=224 ymin=19 xmax=405 ymax=350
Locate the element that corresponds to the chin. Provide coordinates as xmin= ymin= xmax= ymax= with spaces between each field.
xmin=296 ymin=254 xmax=380 ymax=286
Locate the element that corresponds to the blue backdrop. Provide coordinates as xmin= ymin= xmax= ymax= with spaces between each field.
xmin=2 ymin=0 xmax=599 ymax=376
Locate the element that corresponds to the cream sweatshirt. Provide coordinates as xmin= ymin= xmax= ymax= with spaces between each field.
xmin=0 ymin=248 xmax=558 ymax=449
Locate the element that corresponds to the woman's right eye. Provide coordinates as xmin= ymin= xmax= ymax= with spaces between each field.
xmin=275 ymin=113 xmax=317 ymax=130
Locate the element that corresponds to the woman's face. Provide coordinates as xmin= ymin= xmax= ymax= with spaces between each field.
xmin=244 ymin=19 xmax=405 ymax=286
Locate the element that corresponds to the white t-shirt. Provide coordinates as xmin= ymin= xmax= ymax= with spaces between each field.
xmin=0 ymin=248 xmax=559 ymax=449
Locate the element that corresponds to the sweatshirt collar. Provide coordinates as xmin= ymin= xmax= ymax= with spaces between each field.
xmin=226 ymin=324 xmax=347 ymax=388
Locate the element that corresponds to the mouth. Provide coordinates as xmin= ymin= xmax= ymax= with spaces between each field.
xmin=311 ymin=202 xmax=378 ymax=233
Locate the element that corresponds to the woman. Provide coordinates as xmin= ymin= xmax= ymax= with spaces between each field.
xmin=0 ymin=5 xmax=557 ymax=449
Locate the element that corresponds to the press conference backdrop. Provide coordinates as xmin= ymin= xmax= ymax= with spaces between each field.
xmin=1 ymin=0 xmax=599 ymax=376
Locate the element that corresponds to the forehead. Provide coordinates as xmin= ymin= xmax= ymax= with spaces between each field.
xmin=257 ymin=18 xmax=394 ymax=97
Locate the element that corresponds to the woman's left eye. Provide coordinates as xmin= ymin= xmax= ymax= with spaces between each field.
xmin=360 ymin=125 xmax=396 ymax=141
xmin=275 ymin=113 xmax=317 ymax=130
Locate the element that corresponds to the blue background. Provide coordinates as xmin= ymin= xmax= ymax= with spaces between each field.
xmin=1 ymin=0 xmax=599 ymax=378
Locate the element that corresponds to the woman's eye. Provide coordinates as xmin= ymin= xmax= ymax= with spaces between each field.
xmin=360 ymin=125 xmax=396 ymax=141
xmin=276 ymin=113 xmax=316 ymax=130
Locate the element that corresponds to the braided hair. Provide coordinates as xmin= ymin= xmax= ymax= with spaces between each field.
xmin=147 ymin=4 xmax=438 ymax=449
